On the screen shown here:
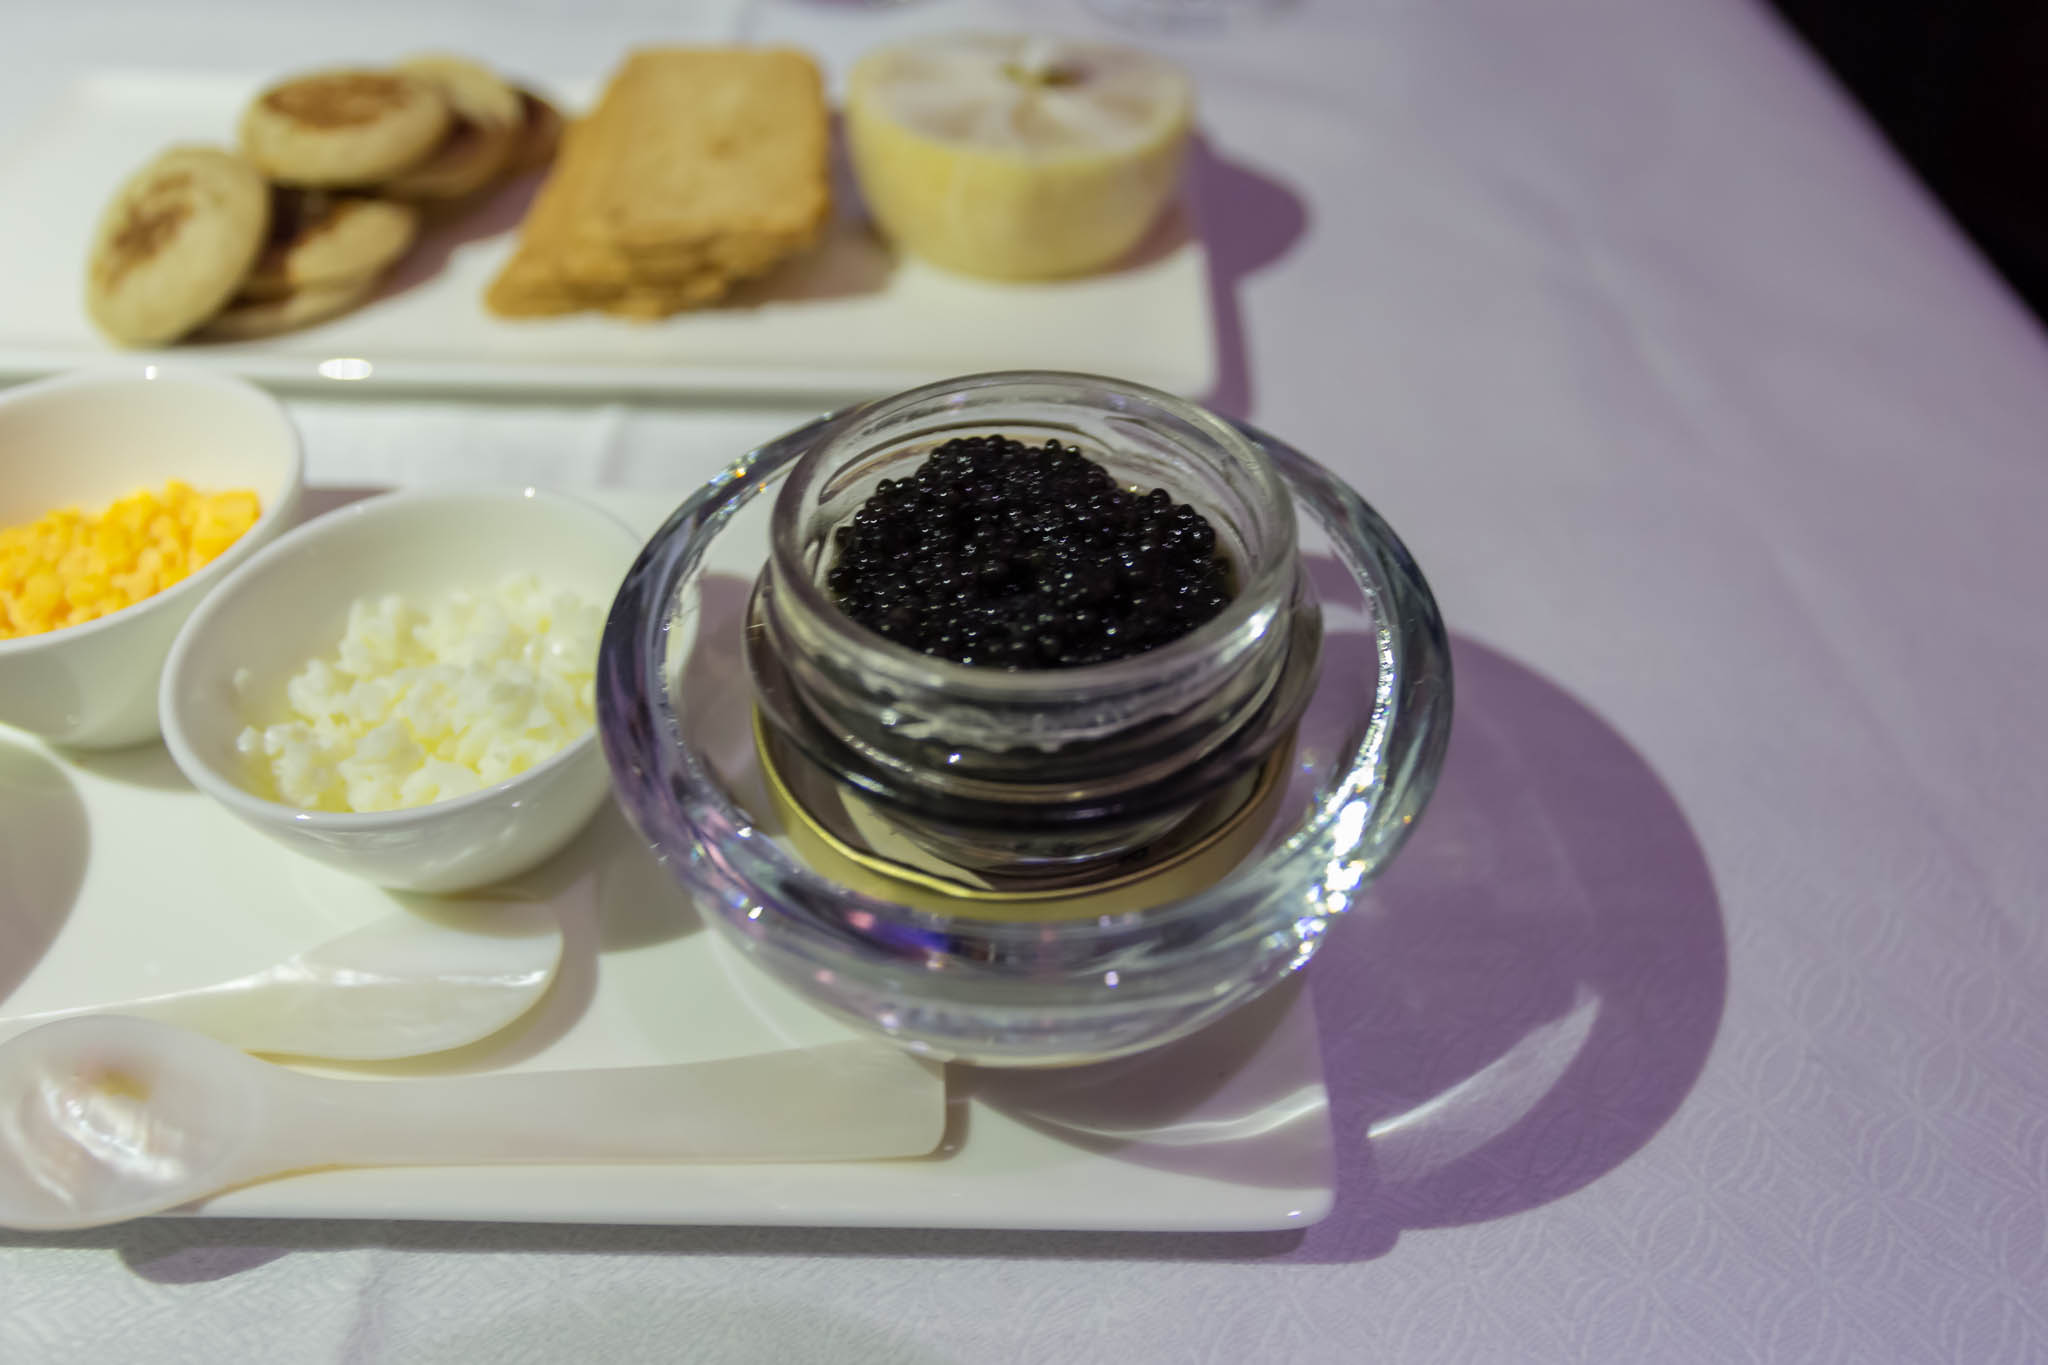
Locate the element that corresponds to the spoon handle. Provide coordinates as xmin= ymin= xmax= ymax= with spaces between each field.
xmin=263 ymin=1041 xmax=947 ymax=1169
xmin=0 ymin=984 xmax=255 ymax=1039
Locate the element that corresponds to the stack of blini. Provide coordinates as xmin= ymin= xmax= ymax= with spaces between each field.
xmin=486 ymin=48 xmax=832 ymax=319
xmin=85 ymin=56 xmax=560 ymax=346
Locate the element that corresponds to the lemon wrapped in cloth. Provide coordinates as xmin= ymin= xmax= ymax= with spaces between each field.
xmin=846 ymin=33 xmax=1195 ymax=280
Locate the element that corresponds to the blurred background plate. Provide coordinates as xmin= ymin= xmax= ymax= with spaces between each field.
xmin=0 ymin=72 xmax=1217 ymax=403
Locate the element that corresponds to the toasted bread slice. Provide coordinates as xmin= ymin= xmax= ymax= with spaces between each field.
xmin=240 ymin=191 xmax=418 ymax=299
xmin=486 ymin=47 xmax=831 ymax=319
xmin=382 ymin=55 xmax=524 ymax=199
xmin=569 ymin=48 xmax=830 ymax=254
xmin=85 ymin=145 xmax=269 ymax=345
xmin=240 ymin=69 xmax=451 ymax=186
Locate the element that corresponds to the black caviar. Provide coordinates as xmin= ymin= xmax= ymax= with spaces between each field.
xmin=827 ymin=435 xmax=1234 ymax=669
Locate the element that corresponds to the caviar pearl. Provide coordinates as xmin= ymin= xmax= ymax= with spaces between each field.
xmin=827 ymin=435 xmax=1233 ymax=668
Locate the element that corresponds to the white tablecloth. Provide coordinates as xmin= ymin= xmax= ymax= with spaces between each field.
xmin=5 ymin=1 xmax=2048 ymax=1360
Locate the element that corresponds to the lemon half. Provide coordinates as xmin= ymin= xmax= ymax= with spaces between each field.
xmin=847 ymin=33 xmax=1195 ymax=281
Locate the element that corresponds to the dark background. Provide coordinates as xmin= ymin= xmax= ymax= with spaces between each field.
xmin=1765 ymin=0 xmax=2048 ymax=323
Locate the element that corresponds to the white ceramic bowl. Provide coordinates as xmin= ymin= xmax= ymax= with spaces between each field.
xmin=159 ymin=487 xmax=645 ymax=894
xmin=0 ymin=367 xmax=303 ymax=748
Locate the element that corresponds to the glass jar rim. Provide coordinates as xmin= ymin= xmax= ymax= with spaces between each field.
xmin=766 ymin=370 xmax=1300 ymax=699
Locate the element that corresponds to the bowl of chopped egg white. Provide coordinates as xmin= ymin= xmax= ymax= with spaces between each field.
xmin=0 ymin=366 xmax=303 ymax=748
xmin=159 ymin=487 xmax=644 ymax=893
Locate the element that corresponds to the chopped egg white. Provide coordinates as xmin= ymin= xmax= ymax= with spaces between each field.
xmin=236 ymin=575 xmax=602 ymax=813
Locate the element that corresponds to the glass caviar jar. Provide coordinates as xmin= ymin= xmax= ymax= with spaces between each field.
xmin=597 ymin=372 xmax=1451 ymax=1067
xmin=747 ymin=373 xmax=1322 ymax=890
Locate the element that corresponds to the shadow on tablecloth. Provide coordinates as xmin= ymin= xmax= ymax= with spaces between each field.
xmin=1283 ymin=632 xmax=1728 ymax=1262
xmin=1188 ymin=134 xmax=1310 ymax=422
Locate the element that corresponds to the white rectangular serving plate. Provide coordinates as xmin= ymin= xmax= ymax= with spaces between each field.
xmin=0 ymin=489 xmax=1332 ymax=1232
xmin=0 ymin=73 xmax=1218 ymax=403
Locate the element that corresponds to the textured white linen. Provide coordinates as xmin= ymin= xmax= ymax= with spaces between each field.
xmin=3 ymin=0 xmax=2046 ymax=1361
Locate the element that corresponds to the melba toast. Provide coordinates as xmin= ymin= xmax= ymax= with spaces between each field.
xmin=487 ymin=47 xmax=831 ymax=319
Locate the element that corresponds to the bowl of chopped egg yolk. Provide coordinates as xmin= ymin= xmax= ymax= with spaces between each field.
xmin=0 ymin=367 xmax=302 ymax=747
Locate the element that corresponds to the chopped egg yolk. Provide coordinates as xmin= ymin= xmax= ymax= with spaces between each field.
xmin=0 ymin=481 xmax=260 ymax=639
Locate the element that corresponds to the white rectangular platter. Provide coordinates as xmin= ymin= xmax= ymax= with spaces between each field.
xmin=0 ymin=73 xmax=1217 ymax=403
xmin=0 ymin=489 xmax=1332 ymax=1232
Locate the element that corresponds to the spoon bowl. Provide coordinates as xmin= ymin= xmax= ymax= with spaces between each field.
xmin=0 ymin=903 xmax=564 ymax=1060
xmin=0 ymin=1015 xmax=270 ymax=1229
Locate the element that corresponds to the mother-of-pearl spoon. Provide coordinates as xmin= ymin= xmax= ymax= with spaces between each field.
xmin=0 ymin=1015 xmax=945 ymax=1231
xmin=0 ymin=905 xmax=563 ymax=1060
